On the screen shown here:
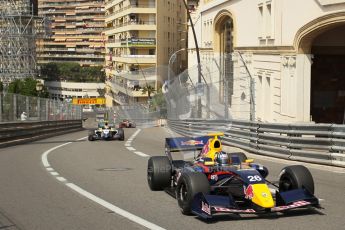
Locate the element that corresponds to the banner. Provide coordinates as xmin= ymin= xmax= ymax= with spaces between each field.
xmin=72 ymin=98 xmax=105 ymax=105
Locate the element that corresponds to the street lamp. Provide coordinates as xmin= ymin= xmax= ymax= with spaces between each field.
xmin=182 ymin=0 xmax=202 ymax=118
xmin=168 ymin=48 xmax=186 ymax=84
xmin=36 ymin=82 xmax=44 ymax=97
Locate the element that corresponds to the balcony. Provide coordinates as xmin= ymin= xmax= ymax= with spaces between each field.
xmin=113 ymin=54 xmax=156 ymax=64
xmin=104 ymin=20 xmax=156 ymax=35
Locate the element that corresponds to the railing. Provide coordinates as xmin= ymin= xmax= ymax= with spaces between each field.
xmin=105 ymin=3 xmax=156 ymax=16
xmin=0 ymin=120 xmax=82 ymax=148
xmin=167 ymin=119 xmax=345 ymax=168
xmin=105 ymin=20 xmax=156 ymax=31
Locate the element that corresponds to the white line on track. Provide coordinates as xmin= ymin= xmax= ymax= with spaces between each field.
xmin=123 ymin=129 xmax=151 ymax=158
xmin=134 ymin=151 xmax=149 ymax=157
xmin=41 ymin=134 xmax=165 ymax=230
xmin=66 ymin=183 xmax=165 ymax=230
xmin=56 ymin=177 xmax=67 ymax=182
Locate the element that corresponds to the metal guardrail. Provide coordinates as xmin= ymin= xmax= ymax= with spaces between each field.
xmin=168 ymin=119 xmax=345 ymax=168
xmin=0 ymin=120 xmax=83 ymax=148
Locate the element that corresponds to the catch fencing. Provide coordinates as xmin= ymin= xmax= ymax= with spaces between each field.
xmin=0 ymin=93 xmax=82 ymax=122
xmin=164 ymin=52 xmax=254 ymax=121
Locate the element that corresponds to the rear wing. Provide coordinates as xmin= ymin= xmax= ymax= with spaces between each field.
xmin=165 ymin=136 xmax=211 ymax=152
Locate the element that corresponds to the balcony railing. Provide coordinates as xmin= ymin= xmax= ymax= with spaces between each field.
xmin=105 ymin=20 xmax=156 ymax=31
xmin=105 ymin=2 xmax=156 ymax=14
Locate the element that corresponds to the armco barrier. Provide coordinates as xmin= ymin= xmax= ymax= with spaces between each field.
xmin=0 ymin=120 xmax=83 ymax=148
xmin=167 ymin=119 xmax=345 ymax=168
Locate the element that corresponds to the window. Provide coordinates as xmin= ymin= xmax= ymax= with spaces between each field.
xmin=265 ymin=2 xmax=272 ymax=38
xmin=258 ymin=4 xmax=264 ymax=38
xmin=258 ymin=1 xmax=274 ymax=41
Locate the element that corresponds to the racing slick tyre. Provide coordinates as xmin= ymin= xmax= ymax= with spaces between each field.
xmin=279 ymin=165 xmax=315 ymax=194
xmin=117 ymin=128 xmax=125 ymax=141
xmin=176 ymin=172 xmax=210 ymax=215
xmin=147 ymin=156 xmax=172 ymax=191
xmin=88 ymin=134 xmax=94 ymax=141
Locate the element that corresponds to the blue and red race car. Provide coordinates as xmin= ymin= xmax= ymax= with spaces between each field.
xmin=147 ymin=133 xmax=320 ymax=219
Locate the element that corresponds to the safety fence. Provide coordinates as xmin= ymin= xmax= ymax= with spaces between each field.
xmin=164 ymin=52 xmax=254 ymax=121
xmin=168 ymin=119 xmax=345 ymax=168
xmin=96 ymin=104 xmax=164 ymax=128
xmin=0 ymin=93 xmax=82 ymax=122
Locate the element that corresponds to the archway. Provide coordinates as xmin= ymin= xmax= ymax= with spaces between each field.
xmin=296 ymin=13 xmax=345 ymax=124
xmin=214 ymin=11 xmax=234 ymax=106
xmin=311 ymin=25 xmax=345 ymax=124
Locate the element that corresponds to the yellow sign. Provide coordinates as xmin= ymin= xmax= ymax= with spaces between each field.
xmin=72 ymin=98 xmax=105 ymax=105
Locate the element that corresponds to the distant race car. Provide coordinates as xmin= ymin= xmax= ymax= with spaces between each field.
xmin=147 ymin=133 xmax=320 ymax=219
xmin=119 ymin=119 xmax=136 ymax=128
xmin=88 ymin=122 xmax=124 ymax=141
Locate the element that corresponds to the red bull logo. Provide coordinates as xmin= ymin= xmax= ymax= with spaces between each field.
xmin=244 ymin=184 xmax=254 ymax=200
xmin=181 ymin=140 xmax=204 ymax=146
xmin=200 ymin=140 xmax=210 ymax=155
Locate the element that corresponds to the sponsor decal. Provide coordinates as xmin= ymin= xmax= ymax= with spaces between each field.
xmin=272 ymin=201 xmax=311 ymax=212
xmin=262 ymin=192 xmax=268 ymax=198
xmin=210 ymin=174 xmax=218 ymax=181
xmin=244 ymin=184 xmax=254 ymax=199
xmin=181 ymin=140 xmax=204 ymax=146
xmin=214 ymin=207 xmax=256 ymax=213
xmin=201 ymin=201 xmax=211 ymax=215
xmin=200 ymin=140 xmax=210 ymax=155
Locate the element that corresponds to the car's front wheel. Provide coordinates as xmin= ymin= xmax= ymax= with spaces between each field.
xmin=176 ymin=172 xmax=210 ymax=215
xmin=279 ymin=165 xmax=315 ymax=194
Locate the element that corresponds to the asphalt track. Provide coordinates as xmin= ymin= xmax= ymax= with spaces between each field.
xmin=0 ymin=124 xmax=345 ymax=230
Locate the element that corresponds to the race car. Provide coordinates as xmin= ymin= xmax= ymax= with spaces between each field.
xmin=119 ymin=119 xmax=136 ymax=128
xmin=88 ymin=122 xmax=124 ymax=141
xmin=147 ymin=133 xmax=320 ymax=219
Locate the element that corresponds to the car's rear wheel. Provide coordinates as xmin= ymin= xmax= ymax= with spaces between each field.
xmin=117 ymin=128 xmax=124 ymax=141
xmin=279 ymin=165 xmax=315 ymax=194
xmin=147 ymin=156 xmax=171 ymax=191
xmin=176 ymin=172 xmax=210 ymax=215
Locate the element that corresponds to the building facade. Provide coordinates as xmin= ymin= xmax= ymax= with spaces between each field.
xmin=188 ymin=0 xmax=345 ymax=124
xmin=45 ymin=81 xmax=105 ymax=99
xmin=37 ymin=0 xmax=105 ymax=66
xmin=104 ymin=0 xmax=187 ymax=106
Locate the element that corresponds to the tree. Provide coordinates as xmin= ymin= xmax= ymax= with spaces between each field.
xmin=7 ymin=78 xmax=49 ymax=97
xmin=40 ymin=62 xmax=60 ymax=81
xmin=151 ymin=88 xmax=167 ymax=118
xmin=40 ymin=62 xmax=105 ymax=82
xmin=141 ymin=85 xmax=156 ymax=99
xmin=0 ymin=81 xmax=3 ymax=92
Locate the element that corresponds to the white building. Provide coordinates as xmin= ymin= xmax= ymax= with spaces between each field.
xmin=45 ymin=81 xmax=105 ymax=100
xmin=187 ymin=0 xmax=345 ymax=124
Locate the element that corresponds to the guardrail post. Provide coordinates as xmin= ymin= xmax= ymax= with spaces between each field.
xmin=45 ymin=100 xmax=49 ymax=121
xmin=26 ymin=96 xmax=29 ymax=115
xmin=37 ymin=98 xmax=41 ymax=121
xmin=0 ymin=94 xmax=2 ymax=122
xmin=13 ymin=94 xmax=17 ymax=121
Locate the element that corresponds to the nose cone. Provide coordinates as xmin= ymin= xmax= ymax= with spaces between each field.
xmin=249 ymin=184 xmax=274 ymax=208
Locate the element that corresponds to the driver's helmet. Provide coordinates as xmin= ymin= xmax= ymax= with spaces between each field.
xmin=215 ymin=151 xmax=230 ymax=166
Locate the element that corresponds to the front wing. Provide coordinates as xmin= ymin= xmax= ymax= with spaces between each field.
xmin=191 ymin=189 xmax=320 ymax=219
